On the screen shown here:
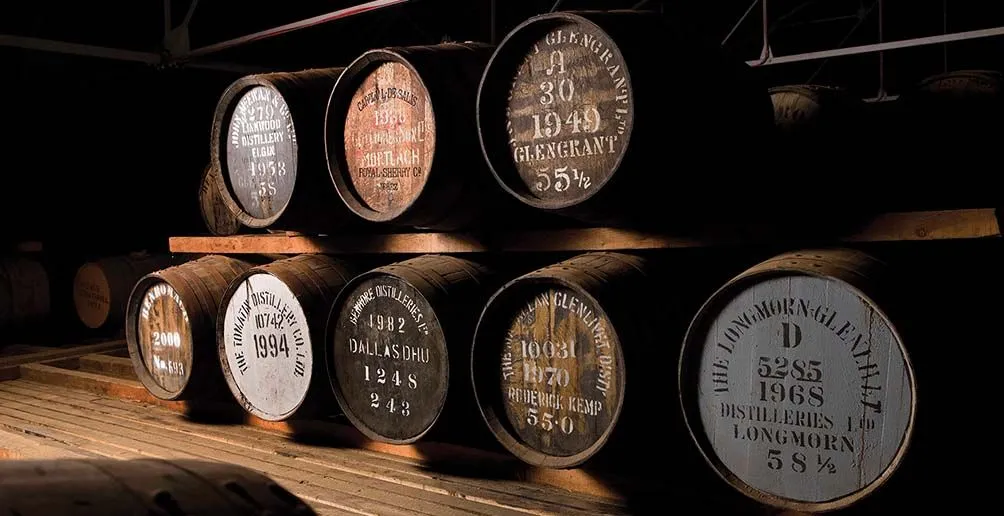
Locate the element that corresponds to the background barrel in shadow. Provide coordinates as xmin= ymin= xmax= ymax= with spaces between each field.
xmin=73 ymin=252 xmax=181 ymax=335
xmin=0 ymin=255 xmax=50 ymax=346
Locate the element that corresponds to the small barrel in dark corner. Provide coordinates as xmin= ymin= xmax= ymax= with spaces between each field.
xmin=73 ymin=252 xmax=182 ymax=333
xmin=677 ymin=248 xmax=916 ymax=513
xmin=326 ymin=42 xmax=523 ymax=231
xmin=216 ymin=254 xmax=357 ymax=422
xmin=125 ymin=255 xmax=256 ymax=402
xmin=199 ymin=163 xmax=242 ymax=236
xmin=0 ymin=255 xmax=50 ymax=342
xmin=477 ymin=10 xmax=776 ymax=228
xmin=210 ymin=68 xmax=357 ymax=234
xmin=325 ymin=254 xmax=499 ymax=446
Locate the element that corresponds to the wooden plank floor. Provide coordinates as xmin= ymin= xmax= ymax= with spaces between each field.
xmin=0 ymin=377 xmax=628 ymax=516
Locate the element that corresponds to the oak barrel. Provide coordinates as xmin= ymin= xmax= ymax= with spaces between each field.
xmin=210 ymin=68 xmax=354 ymax=232
xmin=325 ymin=42 xmax=507 ymax=230
xmin=677 ymin=249 xmax=916 ymax=512
xmin=477 ymin=10 xmax=775 ymax=227
xmin=126 ymin=254 xmax=254 ymax=401
xmin=326 ymin=254 xmax=497 ymax=444
xmin=0 ymin=458 xmax=315 ymax=515
xmin=217 ymin=254 xmax=356 ymax=421
xmin=0 ymin=256 xmax=50 ymax=332
xmin=199 ymin=163 xmax=242 ymax=236
xmin=73 ymin=252 xmax=178 ymax=331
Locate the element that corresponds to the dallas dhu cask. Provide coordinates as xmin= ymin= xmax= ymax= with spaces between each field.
xmin=217 ymin=255 xmax=355 ymax=421
xmin=677 ymin=249 xmax=916 ymax=512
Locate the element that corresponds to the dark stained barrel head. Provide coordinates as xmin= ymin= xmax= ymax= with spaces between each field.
xmin=223 ymin=84 xmax=299 ymax=223
xmin=328 ymin=274 xmax=448 ymax=444
xmin=220 ymin=271 xmax=313 ymax=421
xmin=479 ymin=13 xmax=634 ymax=210
xmin=339 ymin=57 xmax=436 ymax=220
xmin=678 ymin=250 xmax=916 ymax=512
xmin=199 ymin=164 xmax=242 ymax=236
xmin=132 ymin=280 xmax=194 ymax=396
xmin=73 ymin=263 xmax=111 ymax=329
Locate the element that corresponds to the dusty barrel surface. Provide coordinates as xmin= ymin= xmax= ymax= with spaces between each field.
xmin=326 ymin=255 xmax=495 ymax=444
xmin=325 ymin=43 xmax=502 ymax=230
xmin=73 ymin=253 xmax=178 ymax=331
xmin=126 ymin=255 xmax=254 ymax=401
xmin=678 ymin=249 xmax=916 ymax=512
xmin=0 ymin=458 xmax=316 ymax=515
xmin=769 ymin=84 xmax=863 ymax=140
xmin=211 ymin=68 xmax=352 ymax=232
xmin=199 ymin=163 xmax=242 ymax=236
xmin=218 ymin=254 xmax=356 ymax=421
xmin=471 ymin=252 xmax=668 ymax=468
xmin=0 ymin=256 xmax=50 ymax=332
xmin=477 ymin=10 xmax=775 ymax=226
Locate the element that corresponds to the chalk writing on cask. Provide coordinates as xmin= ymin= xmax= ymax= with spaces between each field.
xmin=226 ymin=86 xmax=298 ymax=220
xmin=331 ymin=277 xmax=446 ymax=442
xmin=500 ymin=287 xmax=620 ymax=457
xmin=136 ymin=282 xmax=192 ymax=394
xmin=222 ymin=273 xmax=310 ymax=419
xmin=696 ymin=276 xmax=912 ymax=503
xmin=505 ymin=25 xmax=633 ymax=206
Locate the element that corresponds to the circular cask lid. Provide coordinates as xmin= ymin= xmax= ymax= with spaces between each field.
xmin=480 ymin=13 xmax=635 ymax=210
xmin=327 ymin=273 xmax=447 ymax=444
xmin=679 ymin=251 xmax=916 ymax=511
xmin=223 ymin=84 xmax=299 ymax=223
xmin=220 ymin=272 xmax=312 ymax=421
xmin=132 ymin=280 xmax=194 ymax=397
xmin=472 ymin=277 xmax=625 ymax=468
xmin=73 ymin=263 xmax=111 ymax=329
xmin=199 ymin=164 xmax=242 ymax=236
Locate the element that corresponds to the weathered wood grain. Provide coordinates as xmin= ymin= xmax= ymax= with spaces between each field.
xmin=199 ymin=163 xmax=242 ymax=236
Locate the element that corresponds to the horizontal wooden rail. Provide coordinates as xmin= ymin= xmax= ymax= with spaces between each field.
xmin=169 ymin=209 xmax=1001 ymax=255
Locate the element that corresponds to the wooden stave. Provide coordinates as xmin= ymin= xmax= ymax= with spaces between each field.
xmin=210 ymin=68 xmax=354 ymax=233
xmin=0 ymin=256 xmax=50 ymax=332
xmin=73 ymin=253 xmax=179 ymax=331
xmin=676 ymin=248 xmax=917 ymax=513
xmin=216 ymin=254 xmax=356 ymax=421
xmin=476 ymin=10 xmax=776 ymax=228
xmin=325 ymin=254 xmax=497 ymax=445
xmin=199 ymin=163 xmax=242 ymax=236
xmin=325 ymin=42 xmax=507 ymax=231
xmin=126 ymin=255 xmax=254 ymax=401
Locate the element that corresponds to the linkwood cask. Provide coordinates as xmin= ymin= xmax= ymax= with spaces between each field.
xmin=126 ymin=255 xmax=255 ymax=401
xmin=677 ymin=249 xmax=916 ymax=513
xmin=325 ymin=43 xmax=512 ymax=231
xmin=199 ymin=163 xmax=242 ymax=236
xmin=0 ymin=256 xmax=49 ymax=334
xmin=217 ymin=255 xmax=356 ymax=421
xmin=476 ymin=10 xmax=775 ymax=227
xmin=210 ymin=68 xmax=354 ymax=233
xmin=73 ymin=253 xmax=179 ymax=332
xmin=326 ymin=255 xmax=497 ymax=445
xmin=0 ymin=458 xmax=315 ymax=515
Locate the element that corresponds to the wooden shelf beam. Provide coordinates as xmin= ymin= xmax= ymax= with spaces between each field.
xmin=169 ymin=209 xmax=1001 ymax=255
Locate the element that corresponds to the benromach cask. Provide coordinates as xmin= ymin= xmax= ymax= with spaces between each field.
xmin=0 ymin=256 xmax=50 ymax=334
xmin=126 ymin=255 xmax=254 ymax=401
xmin=73 ymin=253 xmax=179 ymax=332
xmin=325 ymin=43 xmax=511 ymax=231
xmin=326 ymin=255 xmax=497 ymax=445
xmin=199 ymin=163 xmax=241 ymax=236
xmin=210 ymin=68 xmax=354 ymax=233
xmin=217 ymin=255 xmax=355 ymax=421
xmin=677 ymin=249 xmax=916 ymax=512
xmin=477 ymin=10 xmax=774 ymax=227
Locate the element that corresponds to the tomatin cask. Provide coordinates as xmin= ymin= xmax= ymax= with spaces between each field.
xmin=677 ymin=249 xmax=916 ymax=512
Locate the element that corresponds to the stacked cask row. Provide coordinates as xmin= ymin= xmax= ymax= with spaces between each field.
xmin=73 ymin=253 xmax=179 ymax=332
xmin=216 ymin=254 xmax=356 ymax=421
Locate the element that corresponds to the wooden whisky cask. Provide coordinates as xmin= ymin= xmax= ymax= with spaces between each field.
xmin=471 ymin=252 xmax=668 ymax=468
xmin=477 ymin=10 xmax=775 ymax=227
xmin=326 ymin=254 xmax=496 ymax=444
xmin=0 ymin=458 xmax=316 ymax=515
xmin=325 ymin=42 xmax=504 ymax=231
xmin=199 ymin=163 xmax=242 ymax=236
xmin=677 ymin=249 xmax=916 ymax=513
xmin=769 ymin=84 xmax=863 ymax=140
xmin=0 ymin=256 xmax=50 ymax=332
xmin=125 ymin=254 xmax=254 ymax=401
xmin=217 ymin=254 xmax=356 ymax=421
xmin=210 ymin=68 xmax=354 ymax=233
xmin=73 ymin=253 xmax=178 ymax=331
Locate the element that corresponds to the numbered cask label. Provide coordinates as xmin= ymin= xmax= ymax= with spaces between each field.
xmin=505 ymin=24 xmax=633 ymax=206
xmin=331 ymin=277 xmax=446 ymax=442
xmin=226 ymin=86 xmax=298 ymax=220
xmin=697 ymin=276 xmax=912 ymax=503
xmin=136 ymin=282 xmax=192 ymax=393
xmin=199 ymin=165 xmax=241 ymax=236
xmin=73 ymin=264 xmax=111 ymax=329
xmin=500 ymin=287 xmax=620 ymax=457
xmin=222 ymin=273 xmax=310 ymax=419
xmin=343 ymin=62 xmax=435 ymax=216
